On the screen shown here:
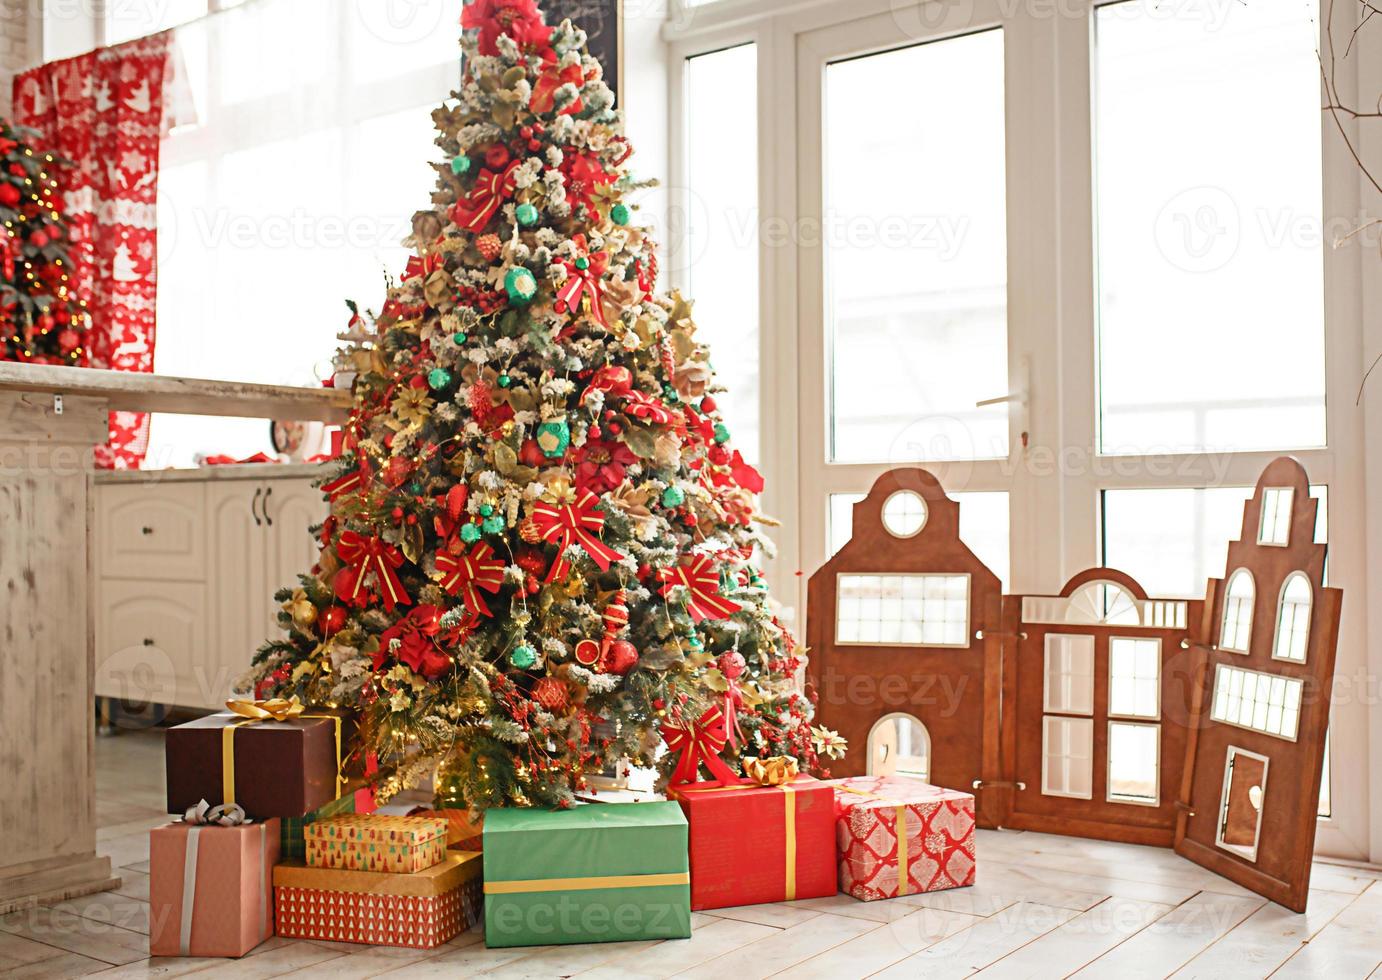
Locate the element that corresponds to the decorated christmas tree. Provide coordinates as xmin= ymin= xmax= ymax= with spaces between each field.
xmin=0 ymin=119 xmax=89 ymax=365
xmin=248 ymin=0 xmax=843 ymax=810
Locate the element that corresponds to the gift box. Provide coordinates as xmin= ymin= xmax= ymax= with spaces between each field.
xmin=280 ymin=785 xmax=377 ymax=860
xmin=483 ymin=801 xmax=691 ymax=948
xmin=672 ymin=775 xmax=837 ymax=910
xmin=274 ymin=852 xmax=482 ymax=949
xmin=165 ymin=701 xmax=350 ymax=818
xmin=149 ymin=818 xmax=280 ymax=957
xmin=407 ymin=807 xmax=485 ymax=851
xmin=305 ymin=814 xmax=448 ymax=873
xmin=827 ymin=776 xmax=976 ymax=901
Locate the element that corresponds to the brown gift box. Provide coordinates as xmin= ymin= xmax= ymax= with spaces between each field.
xmin=165 ymin=710 xmax=351 ymax=819
xmin=149 ymin=819 xmax=279 ymax=958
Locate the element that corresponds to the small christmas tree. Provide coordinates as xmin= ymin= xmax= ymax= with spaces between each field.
xmin=0 ymin=120 xmax=89 ymax=365
xmin=249 ymin=0 xmax=842 ymax=809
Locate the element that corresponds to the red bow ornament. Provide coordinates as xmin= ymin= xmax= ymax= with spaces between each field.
xmin=321 ymin=462 xmax=370 ymax=501
xmin=403 ymin=250 xmax=443 ymax=282
xmin=435 ymin=542 xmax=506 ymax=617
xmin=452 ymin=161 xmax=520 ymax=233
xmin=531 ymin=488 xmax=626 ymax=583
xmin=336 ymin=531 xmax=411 ymax=611
xmin=554 ymin=236 xmax=609 ymax=327
xmin=663 ymin=706 xmax=741 ymax=786
xmin=659 ymin=555 xmax=743 ymax=623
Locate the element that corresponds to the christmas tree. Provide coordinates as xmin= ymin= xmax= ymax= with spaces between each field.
xmin=0 ymin=120 xmax=89 ymax=365
xmin=249 ymin=0 xmax=843 ymax=809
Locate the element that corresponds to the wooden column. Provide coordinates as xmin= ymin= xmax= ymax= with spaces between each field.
xmin=0 ymin=390 xmax=119 ymax=913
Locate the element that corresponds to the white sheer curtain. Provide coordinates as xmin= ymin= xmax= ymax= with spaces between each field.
xmin=147 ymin=0 xmax=461 ymax=467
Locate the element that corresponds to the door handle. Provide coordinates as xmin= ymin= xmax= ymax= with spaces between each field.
xmin=263 ymin=486 xmax=273 ymax=526
xmin=251 ymin=486 xmax=263 ymax=527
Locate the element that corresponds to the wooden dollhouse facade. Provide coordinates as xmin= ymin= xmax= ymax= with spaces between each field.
xmin=806 ymin=457 xmax=1341 ymax=911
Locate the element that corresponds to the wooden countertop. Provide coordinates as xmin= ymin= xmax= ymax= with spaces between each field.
xmin=0 ymin=363 xmax=351 ymax=422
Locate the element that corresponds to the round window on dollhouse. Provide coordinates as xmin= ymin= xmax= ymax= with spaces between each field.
xmin=867 ymin=713 xmax=931 ymax=782
xmin=882 ymin=491 xmax=928 ymax=538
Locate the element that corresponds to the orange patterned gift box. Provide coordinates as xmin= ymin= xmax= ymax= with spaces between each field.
xmin=274 ymin=852 xmax=482 ymax=948
xmin=304 ymin=813 xmax=447 ymax=873
xmin=826 ymin=776 xmax=976 ymax=901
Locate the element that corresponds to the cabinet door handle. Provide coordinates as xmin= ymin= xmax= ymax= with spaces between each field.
xmin=262 ymin=486 xmax=274 ymax=526
xmin=142 ymin=638 xmax=155 ymax=647
xmin=141 ymin=526 xmax=154 ymax=536
xmin=251 ymin=487 xmax=263 ymax=527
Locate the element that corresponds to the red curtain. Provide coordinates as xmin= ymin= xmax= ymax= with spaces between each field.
xmin=13 ymin=32 xmax=180 ymax=469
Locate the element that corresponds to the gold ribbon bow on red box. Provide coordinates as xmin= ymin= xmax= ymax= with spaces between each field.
xmin=436 ymin=541 xmax=505 ymax=617
xmin=531 ymin=488 xmax=625 ymax=583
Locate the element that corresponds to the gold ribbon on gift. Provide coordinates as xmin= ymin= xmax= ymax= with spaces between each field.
xmin=839 ymin=785 xmax=911 ymax=896
xmin=221 ymin=698 xmax=342 ymax=808
xmin=743 ymin=756 xmax=800 ymax=787
xmin=484 ymin=871 xmax=690 ymax=895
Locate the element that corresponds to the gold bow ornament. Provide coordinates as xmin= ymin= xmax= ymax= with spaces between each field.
xmin=743 ymin=756 xmax=800 ymax=787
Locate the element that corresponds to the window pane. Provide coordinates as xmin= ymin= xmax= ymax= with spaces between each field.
xmin=828 ymin=490 xmax=1009 ymax=588
xmin=106 ymin=0 xmax=206 ymax=45
xmin=825 ymin=30 xmax=1008 ymax=463
xmin=684 ymin=44 xmax=760 ymax=465
xmin=1094 ymin=0 xmax=1325 ymax=454
xmin=1108 ymin=721 xmax=1159 ymax=804
xmin=1101 ymin=486 xmax=1326 ymax=597
xmin=348 ymin=0 xmax=463 ymax=83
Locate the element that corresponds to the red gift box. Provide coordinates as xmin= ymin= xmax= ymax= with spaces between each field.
xmin=673 ymin=776 xmax=836 ymax=910
xmin=827 ymin=776 xmax=976 ymax=901
xmin=149 ymin=819 xmax=280 ymax=957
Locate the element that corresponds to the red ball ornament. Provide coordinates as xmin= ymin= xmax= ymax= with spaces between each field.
xmin=30 ymin=230 xmax=48 ymax=248
xmin=717 ymin=650 xmax=746 ymax=680
xmin=519 ymin=439 xmax=545 ymax=467
xmin=532 ymin=677 xmax=569 ymax=712
xmin=604 ymin=640 xmax=639 ymax=675
xmin=700 ymin=397 xmax=717 ymax=413
xmin=0 ymin=184 xmax=19 ymax=208
xmin=319 ymin=606 xmax=349 ymax=634
xmin=7 ymin=163 xmax=23 ymax=177
xmin=484 ymin=144 xmax=511 ymax=169
xmin=56 ymin=329 xmax=78 ymax=353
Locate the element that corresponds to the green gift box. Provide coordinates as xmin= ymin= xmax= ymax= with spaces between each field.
xmin=483 ymin=801 xmax=692 ymax=948
xmin=280 ymin=787 xmax=372 ymax=860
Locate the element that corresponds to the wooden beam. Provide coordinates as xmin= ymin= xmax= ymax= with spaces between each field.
xmin=0 ymin=363 xmax=352 ymax=422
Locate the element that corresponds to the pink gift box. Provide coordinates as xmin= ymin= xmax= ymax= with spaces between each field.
xmin=149 ymin=819 xmax=279 ymax=957
xmin=826 ymin=776 xmax=976 ymax=901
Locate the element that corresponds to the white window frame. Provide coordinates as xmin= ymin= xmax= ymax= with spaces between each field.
xmin=1106 ymin=718 xmax=1161 ymax=807
xmin=1272 ymin=572 xmax=1314 ymax=664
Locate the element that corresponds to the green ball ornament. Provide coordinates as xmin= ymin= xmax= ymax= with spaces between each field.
xmin=427 ymin=367 xmax=452 ymax=390
xmin=497 ymin=373 xmax=512 ymax=388
xmin=452 ymin=331 xmax=468 ymax=345
xmin=460 ymin=523 xmax=482 ymax=544
xmin=610 ymin=203 xmax=630 ymax=226
xmin=505 ymin=267 xmax=538 ymax=304
xmin=661 ymin=485 xmax=685 ymax=508
xmin=575 ymin=256 xmax=589 ymax=271
xmin=510 ymin=644 xmax=538 ymax=669
xmin=450 ymin=155 xmax=471 ymax=176
xmin=479 ymin=503 xmax=494 ymax=517
xmin=713 ymin=423 xmax=731 ymax=444
xmin=482 ymin=515 xmax=506 ymax=534
xmin=515 ymin=203 xmax=539 ymax=226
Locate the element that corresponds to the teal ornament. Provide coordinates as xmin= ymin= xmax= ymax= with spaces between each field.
xmin=661 ymin=485 xmax=685 ymax=508
xmin=713 ymin=423 xmax=731 ymax=444
xmin=515 ymin=203 xmax=539 ymax=226
xmin=450 ymin=155 xmax=471 ymax=176
xmin=460 ymin=523 xmax=482 ymax=544
xmin=575 ymin=256 xmax=589 ymax=270
xmin=482 ymin=515 xmax=506 ymax=534
xmin=452 ymin=331 xmax=468 ymax=345
xmin=610 ymin=203 xmax=630 ymax=226
xmin=535 ymin=417 xmax=571 ymax=458
xmin=479 ymin=503 xmax=495 ymax=517
xmin=510 ymin=644 xmax=537 ymax=669
xmin=427 ymin=367 xmax=452 ymax=390
xmin=662 ymin=384 xmax=680 ymax=403
xmin=687 ymin=634 xmax=704 ymax=651
xmin=505 ymin=267 xmax=537 ymax=304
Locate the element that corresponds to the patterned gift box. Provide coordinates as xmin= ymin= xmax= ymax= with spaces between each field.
xmin=304 ymin=813 xmax=448 ymax=873
xmin=280 ymin=786 xmax=377 ymax=860
xmin=274 ymin=852 xmax=482 ymax=949
xmin=826 ymin=775 xmax=976 ymax=902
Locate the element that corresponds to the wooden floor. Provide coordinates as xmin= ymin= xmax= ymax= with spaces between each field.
xmin=3 ymin=730 xmax=1381 ymax=979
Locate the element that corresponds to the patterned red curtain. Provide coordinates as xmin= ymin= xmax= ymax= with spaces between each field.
xmin=12 ymin=32 xmax=181 ymax=469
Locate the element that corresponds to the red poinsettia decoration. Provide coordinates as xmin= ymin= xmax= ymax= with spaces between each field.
xmin=575 ymin=437 xmax=637 ymax=494
xmin=462 ymin=0 xmax=548 ymax=57
xmin=376 ymin=604 xmax=476 ymax=679
xmin=560 ymin=153 xmax=613 ymax=217
xmin=531 ymin=52 xmax=586 ymax=115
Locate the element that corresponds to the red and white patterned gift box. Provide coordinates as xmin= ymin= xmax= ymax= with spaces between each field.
xmin=826 ymin=776 xmax=976 ymax=901
xmin=274 ymin=852 xmax=481 ymax=949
